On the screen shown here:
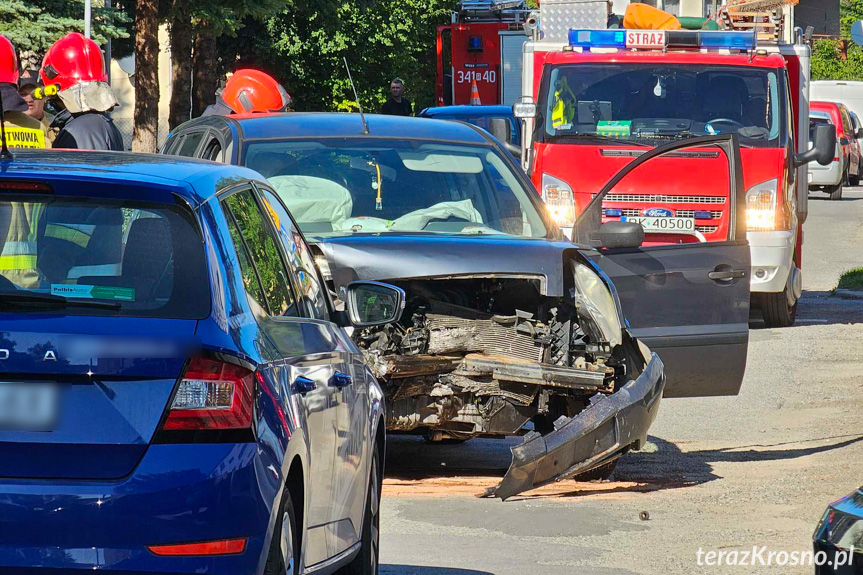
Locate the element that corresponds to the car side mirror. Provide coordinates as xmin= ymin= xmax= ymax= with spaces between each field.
xmin=597 ymin=221 xmax=644 ymax=249
xmin=489 ymin=118 xmax=521 ymax=157
xmin=795 ymin=124 xmax=836 ymax=167
xmin=344 ymin=281 xmax=405 ymax=327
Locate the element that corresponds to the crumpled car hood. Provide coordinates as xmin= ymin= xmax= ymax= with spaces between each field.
xmin=316 ymin=233 xmax=578 ymax=297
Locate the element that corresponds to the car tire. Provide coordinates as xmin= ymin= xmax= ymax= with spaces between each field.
xmin=342 ymin=443 xmax=381 ymax=575
xmin=573 ymin=458 xmax=619 ymax=482
xmin=828 ymin=182 xmax=844 ymax=200
xmin=760 ymin=288 xmax=797 ymax=328
xmin=264 ymin=485 xmax=299 ymax=575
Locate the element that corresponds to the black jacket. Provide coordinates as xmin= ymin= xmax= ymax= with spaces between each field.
xmin=52 ymin=110 xmax=124 ymax=151
xmin=380 ymin=97 xmax=413 ymax=117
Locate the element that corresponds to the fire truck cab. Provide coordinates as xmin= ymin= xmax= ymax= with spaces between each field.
xmin=515 ymin=1 xmax=836 ymax=328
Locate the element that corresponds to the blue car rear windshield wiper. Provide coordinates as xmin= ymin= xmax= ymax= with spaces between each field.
xmin=0 ymin=292 xmax=122 ymax=311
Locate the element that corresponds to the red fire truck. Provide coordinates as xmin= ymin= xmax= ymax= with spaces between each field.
xmin=515 ymin=5 xmax=835 ymax=327
xmin=435 ymin=0 xmax=531 ymax=106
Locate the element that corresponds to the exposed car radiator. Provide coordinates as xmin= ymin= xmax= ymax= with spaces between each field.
xmin=425 ymin=313 xmax=545 ymax=362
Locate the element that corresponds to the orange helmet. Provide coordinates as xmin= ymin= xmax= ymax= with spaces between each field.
xmin=40 ymin=32 xmax=107 ymax=91
xmin=0 ymin=35 xmax=19 ymax=85
xmin=222 ymin=69 xmax=291 ymax=114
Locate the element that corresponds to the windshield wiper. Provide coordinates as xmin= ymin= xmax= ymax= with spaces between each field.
xmin=0 ymin=292 xmax=122 ymax=311
xmin=549 ymin=134 xmax=653 ymax=147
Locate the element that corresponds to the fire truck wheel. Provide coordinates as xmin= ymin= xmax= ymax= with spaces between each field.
xmin=827 ymin=182 xmax=844 ymax=201
xmin=760 ymin=288 xmax=797 ymax=328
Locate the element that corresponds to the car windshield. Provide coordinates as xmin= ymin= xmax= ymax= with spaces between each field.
xmin=243 ymin=139 xmax=548 ymax=238
xmin=0 ymin=197 xmax=210 ymax=318
xmin=541 ymin=64 xmax=784 ymax=148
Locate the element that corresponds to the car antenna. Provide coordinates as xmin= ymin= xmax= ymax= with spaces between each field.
xmin=343 ymin=57 xmax=370 ymax=135
xmin=0 ymin=89 xmax=13 ymax=160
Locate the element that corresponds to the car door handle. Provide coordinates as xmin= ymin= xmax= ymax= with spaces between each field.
xmin=329 ymin=372 xmax=353 ymax=388
xmin=709 ymin=268 xmax=747 ymax=281
xmin=291 ymin=376 xmax=317 ymax=394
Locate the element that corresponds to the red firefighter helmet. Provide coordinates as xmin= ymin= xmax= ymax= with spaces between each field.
xmin=40 ymin=32 xmax=107 ymax=91
xmin=0 ymin=35 xmax=19 ymax=85
xmin=222 ymin=69 xmax=291 ymax=114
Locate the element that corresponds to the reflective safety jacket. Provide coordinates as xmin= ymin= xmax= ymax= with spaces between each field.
xmin=0 ymin=111 xmax=50 ymax=288
xmin=551 ymin=77 xmax=578 ymax=129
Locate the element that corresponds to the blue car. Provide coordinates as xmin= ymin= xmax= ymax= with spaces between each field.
xmin=0 ymin=151 xmax=402 ymax=575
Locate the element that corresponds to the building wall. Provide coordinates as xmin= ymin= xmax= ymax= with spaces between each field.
xmin=795 ymin=0 xmax=840 ymax=36
xmin=109 ymin=24 xmax=173 ymax=150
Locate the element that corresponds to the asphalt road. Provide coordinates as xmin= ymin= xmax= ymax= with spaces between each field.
xmin=378 ymin=189 xmax=863 ymax=575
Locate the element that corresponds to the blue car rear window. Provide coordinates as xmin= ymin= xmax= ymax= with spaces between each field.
xmin=0 ymin=197 xmax=210 ymax=319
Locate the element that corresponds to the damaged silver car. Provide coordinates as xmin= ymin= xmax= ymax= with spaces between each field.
xmin=164 ymin=114 xmax=751 ymax=499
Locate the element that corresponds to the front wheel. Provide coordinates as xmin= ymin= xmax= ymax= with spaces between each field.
xmin=342 ymin=443 xmax=381 ymax=575
xmin=573 ymin=458 xmax=619 ymax=482
xmin=828 ymin=182 xmax=844 ymax=200
xmin=760 ymin=288 xmax=797 ymax=328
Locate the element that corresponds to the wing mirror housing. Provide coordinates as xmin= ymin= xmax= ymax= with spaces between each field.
xmin=597 ymin=221 xmax=645 ymax=249
xmin=344 ymin=281 xmax=406 ymax=327
xmin=795 ymin=124 xmax=836 ymax=167
xmin=489 ymin=118 xmax=521 ymax=157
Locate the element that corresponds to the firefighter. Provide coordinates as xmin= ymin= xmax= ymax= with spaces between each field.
xmin=39 ymin=32 xmax=123 ymax=151
xmin=201 ymin=69 xmax=292 ymax=116
xmin=551 ymin=76 xmax=578 ymax=129
xmin=0 ymin=35 xmax=50 ymax=289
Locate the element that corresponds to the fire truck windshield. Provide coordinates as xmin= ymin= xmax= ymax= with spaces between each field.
xmin=540 ymin=64 xmax=785 ymax=148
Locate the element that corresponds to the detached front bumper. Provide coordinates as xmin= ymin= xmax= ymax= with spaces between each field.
xmin=485 ymin=353 xmax=665 ymax=500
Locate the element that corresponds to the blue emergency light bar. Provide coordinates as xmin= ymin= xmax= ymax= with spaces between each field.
xmin=568 ymin=29 xmax=757 ymax=51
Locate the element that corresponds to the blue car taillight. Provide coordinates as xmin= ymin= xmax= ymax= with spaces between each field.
xmin=161 ymin=356 xmax=255 ymax=431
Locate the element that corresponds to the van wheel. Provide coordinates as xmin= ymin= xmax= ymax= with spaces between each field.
xmin=342 ymin=444 xmax=381 ymax=575
xmin=760 ymin=289 xmax=797 ymax=328
xmin=264 ymin=486 xmax=299 ymax=575
xmin=827 ymin=182 xmax=844 ymax=200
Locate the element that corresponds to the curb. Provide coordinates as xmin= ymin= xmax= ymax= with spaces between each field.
xmin=833 ymin=289 xmax=863 ymax=300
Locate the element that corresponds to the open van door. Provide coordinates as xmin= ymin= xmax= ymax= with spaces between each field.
xmin=574 ymin=135 xmax=750 ymax=397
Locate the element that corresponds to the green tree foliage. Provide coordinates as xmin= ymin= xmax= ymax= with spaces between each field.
xmin=220 ymin=0 xmax=456 ymax=112
xmin=0 ymin=0 xmax=129 ymax=57
xmin=811 ymin=0 xmax=863 ymax=80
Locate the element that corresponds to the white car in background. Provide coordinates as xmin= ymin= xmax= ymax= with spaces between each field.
xmin=809 ymin=110 xmax=845 ymax=200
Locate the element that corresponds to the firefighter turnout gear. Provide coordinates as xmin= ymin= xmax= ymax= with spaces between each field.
xmin=40 ymin=33 xmax=118 ymax=115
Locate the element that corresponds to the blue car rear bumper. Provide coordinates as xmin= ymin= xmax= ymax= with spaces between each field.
xmin=0 ymin=443 xmax=277 ymax=575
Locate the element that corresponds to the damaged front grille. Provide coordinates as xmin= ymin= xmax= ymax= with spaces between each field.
xmin=426 ymin=309 xmax=544 ymax=362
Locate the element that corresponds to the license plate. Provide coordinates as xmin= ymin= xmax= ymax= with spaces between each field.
xmin=0 ymin=383 xmax=58 ymax=431
xmin=622 ymin=216 xmax=695 ymax=232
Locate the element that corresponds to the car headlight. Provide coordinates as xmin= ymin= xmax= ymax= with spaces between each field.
xmin=745 ymin=178 xmax=778 ymax=231
xmin=314 ymin=255 xmax=332 ymax=281
xmin=573 ymin=263 xmax=622 ymax=348
xmin=541 ymin=173 xmax=577 ymax=228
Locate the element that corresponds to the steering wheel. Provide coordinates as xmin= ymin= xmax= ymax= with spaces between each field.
xmin=706 ymin=118 xmax=745 ymax=129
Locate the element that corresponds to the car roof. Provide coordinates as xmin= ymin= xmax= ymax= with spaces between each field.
xmin=202 ymin=112 xmax=492 ymax=144
xmin=420 ymin=105 xmax=514 ymax=117
xmin=0 ymin=150 xmax=265 ymax=206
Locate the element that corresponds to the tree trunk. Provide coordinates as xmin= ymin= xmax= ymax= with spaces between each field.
xmin=132 ymin=0 xmax=160 ymax=152
xmin=192 ymin=22 xmax=218 ymax=117
xmin=168 ymin=3 xmax=193 ymax=129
